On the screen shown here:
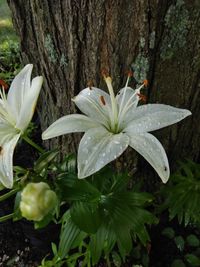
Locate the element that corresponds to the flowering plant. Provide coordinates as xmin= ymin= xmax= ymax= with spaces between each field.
xmin=0 ymin=64 xmax=43 ymax=188
xmin=42 ymin=73 xmax=191 ymax=183
xmin=0 ymin=65 xmax=192 ymax=266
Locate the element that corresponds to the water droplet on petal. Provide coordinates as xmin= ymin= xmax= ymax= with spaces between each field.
xmin=114 ymin=141 xmax=120 ymax=145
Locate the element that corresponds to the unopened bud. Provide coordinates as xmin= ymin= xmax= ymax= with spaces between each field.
xmin=20 ymin=182 xmax=57 ymax=221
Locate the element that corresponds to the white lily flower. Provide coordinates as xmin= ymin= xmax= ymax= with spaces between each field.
xmin=42 ymin=74 xmax=191 ymax=183
xmin=0 ymin=64 xmax=43 ymax=188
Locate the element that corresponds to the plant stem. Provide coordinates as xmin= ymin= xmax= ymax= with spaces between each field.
xmin=0 ymin=188 xmax=19 ymax=202
xmin=0 ymin=213 xmax=14 ymax=222
xmin=22 ymin=135 xmax=45 ymax=153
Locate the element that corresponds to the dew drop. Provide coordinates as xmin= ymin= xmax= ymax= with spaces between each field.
xmin=114 ymin=141 xmax=120 ymax=145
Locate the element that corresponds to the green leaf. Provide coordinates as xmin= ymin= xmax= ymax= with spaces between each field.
xmin=111 ymin=251 xmax=122 ymax=267
xmin=162 ymin=227 xmax=175 ymax=239
xmin=174 ymin=236 xmax=185 ymax=251
xmin=142 ymin=253 xmax=149 ymax=267
xmin=60 ymin=154 xmax=76 ymax=173
xmin=117 ymin=226 xmax=132 ymax=254
xmin=90 ymin=225 xmax=107 ymax=265
xmin=171 ymin=259 xmax=186 ymax=267
xmin=13 ymin=192 xmax=22 ymax=221
xmin=34 ymin=149 xmax=59 ymax=173
xmin=58 ymin=217 xmax=81 ymax=259
xmin=185 ymin=254 xmax=200 ymax=266
xmin=62 ymin=179 xmax=101 ymax=202
xmin=51 ymin=243 xmax=58 ymax=256
xmin=186 ymin=235 xmax=200 ymax=247
xmin=70 ymin=201 xmax=102 ymax=233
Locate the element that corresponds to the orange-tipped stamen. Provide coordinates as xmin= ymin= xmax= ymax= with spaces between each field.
xmin=137 ymin=93 xmax=147 ymax=103
xmin=0 ymin=79 xmax=8 ymax=90
xmin=87 ymin=80 xmax=93 ymax=90
xmin=101 ymin=69 xmax=110 ymax=79
xmin=100 ymin=95 xmax=106 ymax=106
xmin=125 ymin=70 xmax=134 ymax=78
xmin=143 ymin=79 xmax=148 ymax=87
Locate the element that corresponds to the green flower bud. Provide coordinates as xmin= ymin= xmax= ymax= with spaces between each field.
xmin=20 ymin=182 xmax=57 ymax=221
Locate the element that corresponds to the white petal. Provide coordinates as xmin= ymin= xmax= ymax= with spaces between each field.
xmin=16 ymin=76 xmax=43 ymax=131
xmin=0 ymin=123 xmax=18 ymax=142
xmin=7 ymin=64 xmax=33 ymax=117
xmin=0 ymin=134 xmax=20 ymax=188
xmin=42 ymin=114 xmax=99 ymax=140
xmin=73 ymin=87 xmax=112 ymax=127
xmin=128 ymin=132 xmax=169 ymax=183
xmin=124 ymin=104 xmax=192 ymax=133
xmin=78 ymin=127 xmax=129 ymax=178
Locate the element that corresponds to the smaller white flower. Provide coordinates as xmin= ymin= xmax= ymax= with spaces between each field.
xmin=0 ymin=65 xmax=43 ymax=188
xmin=42 ymin=73 xmax=191 ymax=183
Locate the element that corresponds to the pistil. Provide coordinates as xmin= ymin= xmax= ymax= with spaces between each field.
xmin=103 ymin=76 xmax=118 ymax=132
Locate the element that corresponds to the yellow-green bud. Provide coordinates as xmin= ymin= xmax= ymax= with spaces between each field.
xmin=20 ymin=182 xmax=57 ymax=221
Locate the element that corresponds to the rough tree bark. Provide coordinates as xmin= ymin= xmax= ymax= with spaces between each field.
xmin=7 ymin=0 xmax=200 ymax=179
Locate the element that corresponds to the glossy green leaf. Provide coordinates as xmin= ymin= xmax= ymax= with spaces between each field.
xmin=185 ymin=254 xmax=200 ymax=266
xmin=186 ymin=235 xmax=200 ymax=247
xmin=162 ymin=227 xmax=175 ymax=239
xmin=34 ymin=149 xmax=59 ymax=173
xmin=60 ymin=154 xmax=76 ymax=173
xmin=13 ymin=191 xmax=22 ymax=221
xmin=70 ymin=201 xmax=102 ymax=233
xmin=90 ymin=225 xmax=107 ymax=265
xmin=112 ymin=251 xmax=122 ymax=267
xmin=174 ymin=236 xmax=185 ymax=251
xmin=58 ymin=217 xmax=81 ymax=259
xmin=171 ymin=259 xmax=186 ymax=267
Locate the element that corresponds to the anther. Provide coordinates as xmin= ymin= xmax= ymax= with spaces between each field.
xmin=0 ymin=79 xmax=8 ymax=90
xmin=0 ymin=146 xmax=3 ymax=155
xmin=137 ymin=93 xmax=147 ymax=103
xmin=143 ymin=79 xmax=148 ymax=87
xmin=125 ymin=70 xmax=134 ymax=77
xmin=101 ymin=69 xmax=109 ymax=79
xmin=87 ymin=80 xmax=93 ymax=90
xmin=100 ymin=95 xmax=106 ymax=105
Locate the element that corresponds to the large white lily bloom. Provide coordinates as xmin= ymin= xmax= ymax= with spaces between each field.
xmin=42 ymin=75 xmax=191 ymax=183
xmin=0 ymin=65 xmax=43 ymax=188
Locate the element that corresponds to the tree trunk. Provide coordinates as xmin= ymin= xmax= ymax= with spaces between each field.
xmin=7 ymin=0 xmax=200 ymax=178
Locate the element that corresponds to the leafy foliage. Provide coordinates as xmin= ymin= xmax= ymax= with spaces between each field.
xmin=160 ymin=160 xmax=200 ymax=225
xmin=162 ymin=226 xmax=200 ymax=267
xmin=53 ymin=167 xmax=157 ymax=266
